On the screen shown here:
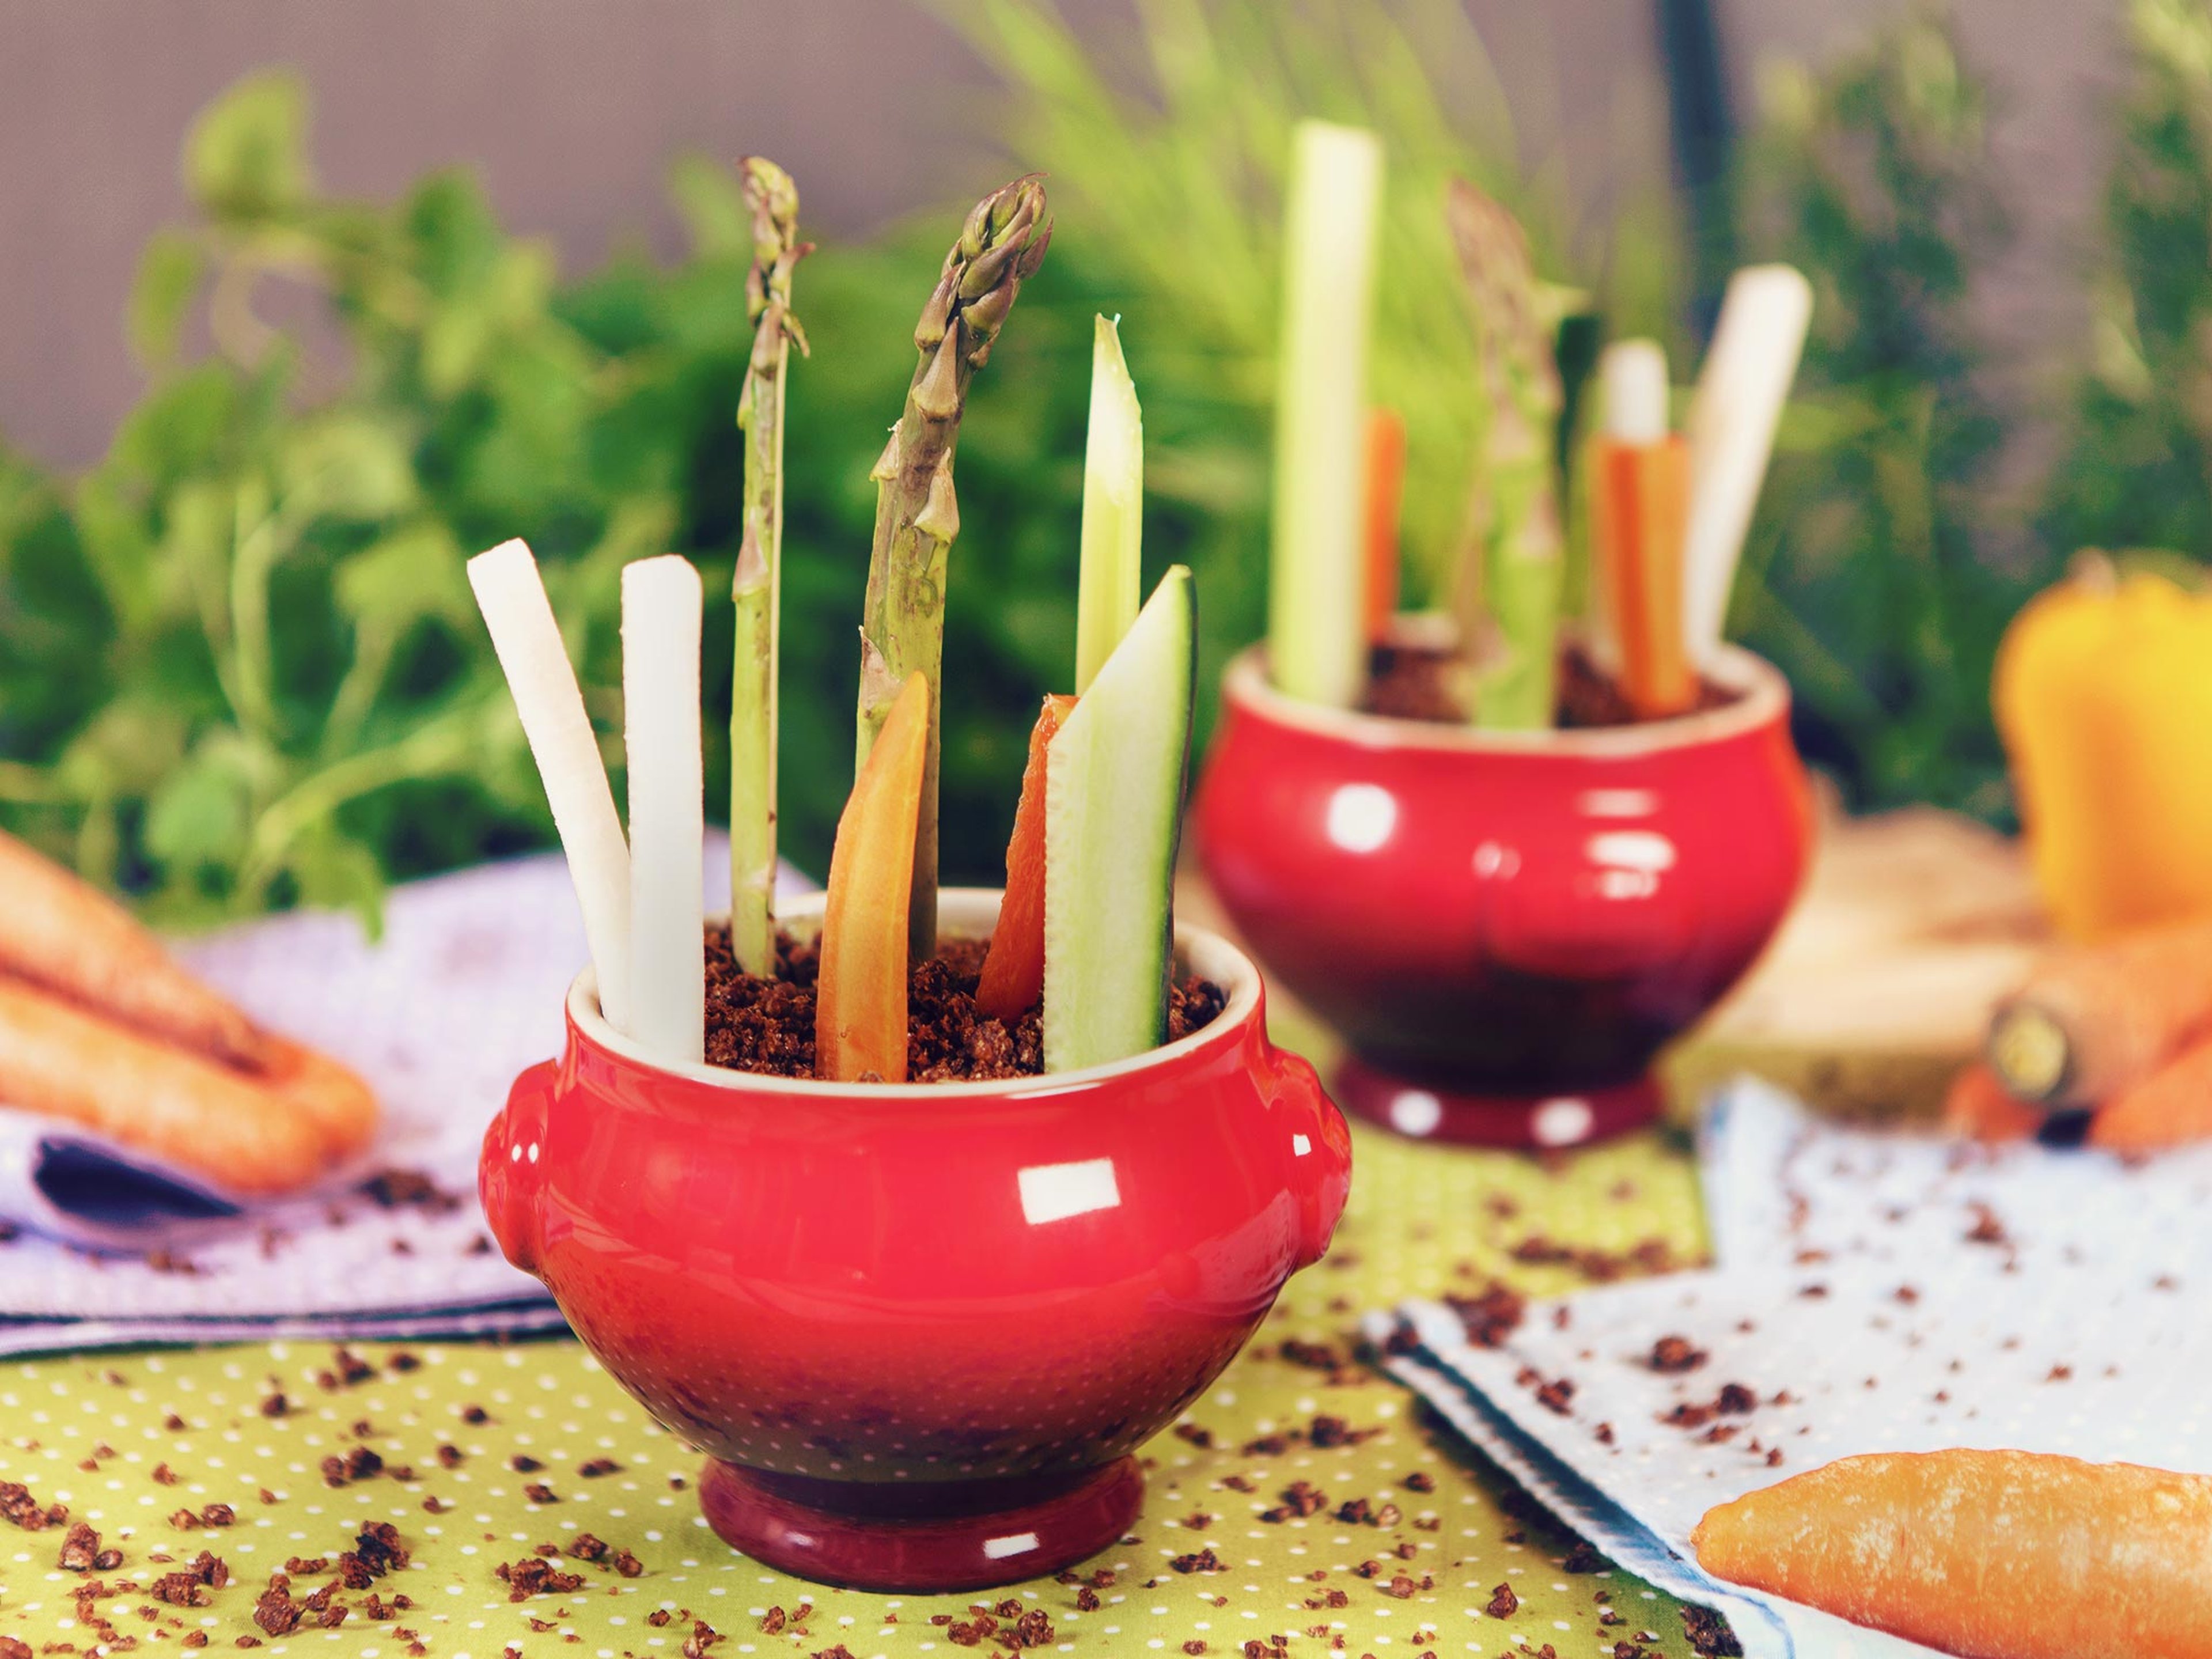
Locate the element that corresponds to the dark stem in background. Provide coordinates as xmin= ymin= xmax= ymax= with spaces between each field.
xmin=1657 ymin=0 xmax=1739 ymax=340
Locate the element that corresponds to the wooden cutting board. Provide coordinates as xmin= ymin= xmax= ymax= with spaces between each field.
xmin=1663 ymin=806 xmax=2049 ymax=1120
xmin=1183 ymin=806 xmax=2050 ymax=1123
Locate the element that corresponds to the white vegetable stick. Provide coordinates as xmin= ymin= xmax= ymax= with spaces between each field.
xmin=621 ymin=555 xmax=706 ymax=1067
xmin=468 ymin=538 xmax=633 ymax=1033
xmin=1681 ymin=264 xmax=1813 ymax=669
xmin=1601 ymin=338 xmax=1670 ymax=444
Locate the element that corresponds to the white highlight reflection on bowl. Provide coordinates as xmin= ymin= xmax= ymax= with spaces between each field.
xmin=1017 ymin=1157 xmax=1122 ymax=1226
xmin=1325 ymin=782 xmax=1398 ymax=854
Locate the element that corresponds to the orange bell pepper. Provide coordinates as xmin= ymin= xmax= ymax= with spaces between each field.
xmin=975 ymin=693 xmax=1077 ymax=1025
xmin=816 ymin=672 xmax=930 ymax=1082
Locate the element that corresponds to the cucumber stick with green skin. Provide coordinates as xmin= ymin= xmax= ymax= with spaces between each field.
xmin=1043 ymin=566 xmax=1196 ymax=1072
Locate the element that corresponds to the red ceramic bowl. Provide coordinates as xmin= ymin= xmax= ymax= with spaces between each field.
xmin=1192 ymin=642 xmax=1811 ymax=1149
xmin=479 ymin=889 xmax=1350 ymax=1593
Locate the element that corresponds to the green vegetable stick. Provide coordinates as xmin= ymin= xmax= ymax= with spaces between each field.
xmin=1043 ymin=566 xmax=1195 ymax=1073
xmin=1446 ymin=177 xmax=1566 ymax=731
xmin=1268 ymin=120 xmax=1384 ymax=710
xmin=729 ymin=157 xmax=809 ymax=978
xmin=855 ymin=176 xmax=1051 ymax=962
xmin=1076 ymin=315 xmax=1143 ymax=694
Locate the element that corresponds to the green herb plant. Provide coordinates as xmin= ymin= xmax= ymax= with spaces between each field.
xmin=1725 ymin=11 xmax=2024 ymax=820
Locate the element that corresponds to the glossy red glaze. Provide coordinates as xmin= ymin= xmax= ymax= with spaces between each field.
xmin=1192 ymin=644 xmax=1811 ymax=1149
xmin=480 ymin=890 xmax=1350 ymax=1592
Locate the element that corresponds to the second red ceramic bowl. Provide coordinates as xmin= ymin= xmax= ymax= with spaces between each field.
xmin=479 ymin=889 xmax=1350 ymax=1592
xmin=1192 ymin=642 xmax=1811 ymax=1149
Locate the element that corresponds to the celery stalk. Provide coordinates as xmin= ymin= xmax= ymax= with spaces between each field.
xmin=1075 ymin=314 xmax=1143 ymax=694
xmin=1267 ymin=120 xmax=1383 ymax=709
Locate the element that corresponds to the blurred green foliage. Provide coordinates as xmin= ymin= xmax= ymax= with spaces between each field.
xmin=2044 ymin=0 xmax=2212 ymax=562
xmin=1725 ymin=11 xmax=2031 ymax=823
xmin=5 ymin=1 xmax=2199 ymax=923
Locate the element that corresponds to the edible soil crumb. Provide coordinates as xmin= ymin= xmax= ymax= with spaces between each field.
xmin=703 ymin=926 xmax=1224 ymax=1081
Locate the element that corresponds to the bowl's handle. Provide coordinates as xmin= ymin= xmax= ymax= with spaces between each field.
xmin=479 ymin=1059 xmax=556 ymax=1280
xmin=1264 ymin=1044 xmax=1354 ymax=1271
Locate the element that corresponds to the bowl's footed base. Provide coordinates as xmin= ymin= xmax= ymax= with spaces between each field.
xmin=1334 ymin=1055 xmax=1661 ymax=1150
xmin=698 ymin=1455 xmax=1143 ymax=1593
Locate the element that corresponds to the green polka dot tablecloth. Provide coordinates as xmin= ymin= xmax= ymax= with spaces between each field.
xmin=0 ymin=1122 xmax=1711 ymax=1659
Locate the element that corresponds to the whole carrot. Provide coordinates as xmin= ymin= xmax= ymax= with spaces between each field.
xmin=2089 ymin=1027 xmax=2212 ymax=1149
xmin=975 ymin=694 xmax=1076 ymax=1025
xmin=1941 ymin=1062 xmax=2041 ymax=1143
xmin=816 ymin=673 xmax=931 ymax=1083
xmin=0 ymin=828 xmax=267 ymax=1070
xmin=1693 ymin=1450 xmax=2212 ymax=1659
xmin=1987 ymin=910 xmax=2212 ymax=1108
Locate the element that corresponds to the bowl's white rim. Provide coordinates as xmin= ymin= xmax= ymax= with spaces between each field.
xmin=1222 ymin=635 xmax=1790 ymax=759
xmin=566 ymin=888 xmax=1260 ymax=1101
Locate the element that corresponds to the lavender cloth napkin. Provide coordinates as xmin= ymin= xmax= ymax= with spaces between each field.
xmin=0 ymin=842 xmax=809 ymax=1354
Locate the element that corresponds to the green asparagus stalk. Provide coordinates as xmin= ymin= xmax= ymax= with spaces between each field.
xmin=1077 ymin=314 xmax=1143 ymax=693
xmin=1268 ymin=120 xmax=1384 ymax=710
xmin=729 ymin=157 xmax=810 ymax=977
xmin=855 ymin=175 xmax=1051 ymax=961
xmin=1446 ymin=177 xmax=1565 ymax=731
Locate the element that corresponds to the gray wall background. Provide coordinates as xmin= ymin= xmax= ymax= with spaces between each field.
xmin=0 ymin=0 xmax=2126 ymax=471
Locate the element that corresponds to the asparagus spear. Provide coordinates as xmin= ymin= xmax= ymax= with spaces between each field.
xmin=1446 ymin=177 xmax=1566 ymax=730
xmin=855 ymin=175 xmax=1051 ymax=961
xmin=729 ymin=157 xmax=810 ymax=978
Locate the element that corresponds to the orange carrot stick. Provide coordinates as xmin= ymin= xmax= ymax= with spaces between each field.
xmin=1988 ymin=910 xmax=2212 ymax=1107
xmin=1694 ymin=1450 xmax=2212 ymax=1659
xmin=1362 ymin=407 xmax=1406 ymax=645
xmin=2088 ymin=1027 xmax=2212 ymax=1149
xmin=1941 ymin=1062 xmax=2041 ymax=1143
xmin=975 ymin=693 xmax=1077 ymax=1025
xmin=816 ymin=672 xmax=931 ymax=1083
xmin=1594 ymin=437 xmax=1695 ymax=719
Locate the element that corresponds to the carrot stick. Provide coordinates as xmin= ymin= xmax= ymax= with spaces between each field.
xmin=976 ymin=693 xmax=1077 ymax=1025
xmin=2089 ymin=1027 xmax=2212 ymax=1149
xmin=1941 ymin=1062 xmax=2041 ymax=1143
xmin=1693 ymin=1450 xmax=2212 ymax=1659
xmin=1987 ymin=911 xmax=2212 ymax=1107
xmin=0 ymin=828 xmax=266 ymax=1070
xmin=1594 ymin=340 xmax=1696 ymax=721
xmin=816 ymin=672 xmax=931 ymax=1083
xmin=1362 ymin=407 xmax=1405 ymax=646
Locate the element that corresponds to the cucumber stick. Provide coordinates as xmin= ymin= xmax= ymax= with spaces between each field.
xmin=1043 ymin=566 xmax=1196 ymax=1071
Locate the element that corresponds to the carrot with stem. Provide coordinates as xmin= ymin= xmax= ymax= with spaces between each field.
xmin=1987 ymin=910 xmax=2212 ymax=1108
xmin=2089 ymin=1028 xmax=2212 ymax=1149
xmin=1693 ymin=1449 xmax=2212 ymax=1659
xmin=1941 ymin=1062 xmax=2041 ymax=1143
xmin=816 ymin=672 xmax=931 ymax=1083
xmin=975 ymin=694 xmax=1076 ymax=1026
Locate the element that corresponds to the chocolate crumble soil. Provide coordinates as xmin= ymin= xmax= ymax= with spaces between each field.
xmin=701 ymin=923 xmax=1225 ymax=1082
xmin=1359 ymin=639 xmax=1734 ymax=729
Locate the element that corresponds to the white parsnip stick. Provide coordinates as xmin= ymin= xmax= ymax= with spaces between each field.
xmin=621 ymin=555 xmax=707 ymax=1066
xmin=1682 ymin=264 xmax=1813 ymax=669
xmin=468 ymin=538 xmax=634 ymax=1033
